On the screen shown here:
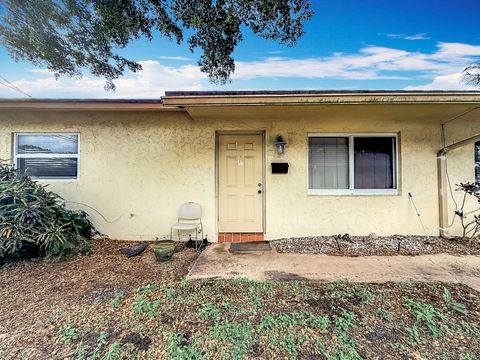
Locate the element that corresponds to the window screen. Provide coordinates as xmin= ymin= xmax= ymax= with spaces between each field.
xmin=15 ymin=134 xmax=79 ymax=180
xmin=309 ymin=137 xmax=349 ymax=189
xmin=354 ymin=137 xmax=396 ymax=189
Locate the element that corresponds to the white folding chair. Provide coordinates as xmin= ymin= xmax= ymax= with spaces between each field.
xmin=170 ymin=202 xmax=204 ymax=250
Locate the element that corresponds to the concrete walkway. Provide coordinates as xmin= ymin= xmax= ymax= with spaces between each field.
xmin=187 ymin=243 xmax=480 ymax=291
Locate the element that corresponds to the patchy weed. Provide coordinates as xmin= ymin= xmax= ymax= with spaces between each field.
xmin=198 ymin=302 xmax=221 ymax=322
xmin=165 ymin=287 xmax=176 ymax=302
xmin=443 ymin=287 xmax=467 ymax=314
xmin=179 ymin=278 xmax=189 ymax=288
xmin=56 ymin=323 xmax=78 ymax=345
xmin=404 ymin=298 xmax=445 ymax=337
xmin=267 ymin=329 xmax=307 ymax=358
xmin=164 ymin=332 xmax=203 ymax=360
xmin=207 ymin=321 xmax=254 ymax=359
xmin=334 ymin=310 xmax=357 ymax=332
xmin=111 ymin=290 xmax=125 ymax=309
xmin=135 ymin=284 xmax=159 ymax=296
xmin=373 ymin=308 xmax=391 ymax=321
xmin=405 ymin=324 xmax=421 ymax=345
xmin=133 ymin=296 xmax=159 ymax=319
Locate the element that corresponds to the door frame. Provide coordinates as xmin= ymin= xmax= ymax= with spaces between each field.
xmin=215 ymin=131 xmax=266 ymax=234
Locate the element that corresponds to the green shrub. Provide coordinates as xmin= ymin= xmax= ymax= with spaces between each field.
xmin=0 ymin=160 xmax=95 ymax=261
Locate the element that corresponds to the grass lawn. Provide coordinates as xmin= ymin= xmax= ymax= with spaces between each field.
xmin=0 ymin=239 xmax=479 ymax=360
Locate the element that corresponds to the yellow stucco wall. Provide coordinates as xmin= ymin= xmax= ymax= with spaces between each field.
xmin=0 ymin=104 xmax=477 ymax=240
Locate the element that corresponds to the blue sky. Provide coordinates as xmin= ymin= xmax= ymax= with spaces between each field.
xmin=1 ymin=0 xmax=479 ymax=98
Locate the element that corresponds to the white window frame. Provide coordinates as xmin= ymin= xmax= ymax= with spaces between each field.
xmin=307 ymin=133 xmax=399 ymax=196
xmin=13 ymin=132 xmax=80 ymax=181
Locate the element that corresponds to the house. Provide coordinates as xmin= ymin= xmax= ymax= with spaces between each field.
xmin=0 ymin=91 xmax=479 ymax=242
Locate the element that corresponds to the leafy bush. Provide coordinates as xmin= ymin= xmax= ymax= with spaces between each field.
xmin=454 ymin=182 xmax=480 ymax=242
xmin=0 ymin=160 xmax=95 ymax=262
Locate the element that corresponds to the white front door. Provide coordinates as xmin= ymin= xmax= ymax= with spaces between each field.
xmin=218 ymin=134 xmax=263 ymax=232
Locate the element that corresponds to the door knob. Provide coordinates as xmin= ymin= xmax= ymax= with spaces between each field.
xmin=258 ymin=189 xmax=262 ymax=194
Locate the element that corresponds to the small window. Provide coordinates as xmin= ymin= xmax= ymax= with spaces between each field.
xmin=308 ymin=134 xmax=398 ymax=195
xmin=309 ymin=137 xmax=349 ymax=189
xmin=14 ymin=133 xmax=79 ymax=180
xmin=354 ymin=137 xmax=396 ymax=189
xmin=475 ymin=141 xmax=480 ymax=185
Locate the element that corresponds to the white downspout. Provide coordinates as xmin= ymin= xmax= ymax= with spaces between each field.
xmin=437 ymin=134 xmax=480 ymax=238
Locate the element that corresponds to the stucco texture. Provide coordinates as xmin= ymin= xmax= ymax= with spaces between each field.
xmin=0 ymin=104 xmax=478 ymax=241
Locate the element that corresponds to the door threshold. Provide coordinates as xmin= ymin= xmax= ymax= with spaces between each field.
xmin=218 ymin=232 xmax=264 ymax=243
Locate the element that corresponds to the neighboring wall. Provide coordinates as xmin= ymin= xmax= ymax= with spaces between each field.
xmin=0 ymin=104 xmax=477 ymax=240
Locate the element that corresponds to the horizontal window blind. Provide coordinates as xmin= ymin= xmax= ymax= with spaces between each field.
xmin=308 ymin=135 xmax=398 ymax=192
xmin=309 ymin=137 xmax=349 ymax=189
xmin=17 ymin=158 xmax=78 ymax=179
xmin=14 ymin=134 xmax=79 ymax=180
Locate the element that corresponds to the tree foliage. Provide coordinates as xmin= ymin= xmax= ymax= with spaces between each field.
xmin=0 ymin=160 xmax=95 ymax=262
xmin=0 ymin=0 xmax=313 ymax=90
xmin=463 ymin=64 xmax=480 ymax=87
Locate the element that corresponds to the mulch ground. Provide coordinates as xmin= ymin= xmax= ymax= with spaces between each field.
xmin=0 ymin=238 xmax=479 ymax=360
xmin=272 ymin=235 xmax=480 ymax=256
xmin=0 ymin=239 xmax=198 ymax=359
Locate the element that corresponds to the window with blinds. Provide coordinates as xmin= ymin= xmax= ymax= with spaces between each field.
xmin=14 ymin=133 xmax=79 ymax=180
xmin=309 ymin=137 xmax=349 ymax=189
xmin=308 ymin=134 xmax=398 ymax=194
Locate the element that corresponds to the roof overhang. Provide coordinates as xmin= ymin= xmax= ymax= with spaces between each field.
xmin=0 ymin=98 xmax=181 ymax=112
xmin=163 ymin=90 xmax=480 ymax=107
xmin=2 ymin=91 xmax=480 ymax=111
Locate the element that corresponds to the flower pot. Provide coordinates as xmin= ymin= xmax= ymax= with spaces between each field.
xmin=153 ymin=240 xmax=175 ymax=262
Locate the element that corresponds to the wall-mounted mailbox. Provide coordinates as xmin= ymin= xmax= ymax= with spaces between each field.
xmin=271 ymin=162 xmax=289 ymax=174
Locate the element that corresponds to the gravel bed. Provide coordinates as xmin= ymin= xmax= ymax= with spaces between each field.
xmin=271 ymin=234 xmax=480 ymax=256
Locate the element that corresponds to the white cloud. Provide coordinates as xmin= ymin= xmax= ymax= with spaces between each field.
xmin=0 ymin=60 xmax=205 ymax=98
xmin=380 ymin=33 xmax=430 ymax=40
xmin=1 ymin=41 xmax=480 ymax=98
xmin=233 ymin=57 xmax=394 ymax=80
xmin=158 ymin=56 xmax=193 ymax=61
xmin=29 ymin=69 xmax=53 ymax=74
xmin=434 ymin=42 xmax=480 ymax=58
xmin=233 ymin=43 xmax=480 ymax=81
xmin=404 ymin=72 xmax=475 ymax=90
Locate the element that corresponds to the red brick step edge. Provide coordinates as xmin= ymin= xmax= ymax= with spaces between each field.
xmin=218 ymin=233 xmax=264 ymax=243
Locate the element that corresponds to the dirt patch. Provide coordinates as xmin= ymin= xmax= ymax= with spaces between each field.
xmin=365 ymin=326 xmax=397 ymax=341
xmin=121 ymin=333 xmax=152 ymax=351
xmin=264 ymin=270 xmax=310 ymax=281
xmin=272 ymin=234 xmax=480 ymax=256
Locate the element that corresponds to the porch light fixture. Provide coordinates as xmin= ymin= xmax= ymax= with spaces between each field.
xmin=274 ymin=135 xmax=287 ymax=155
